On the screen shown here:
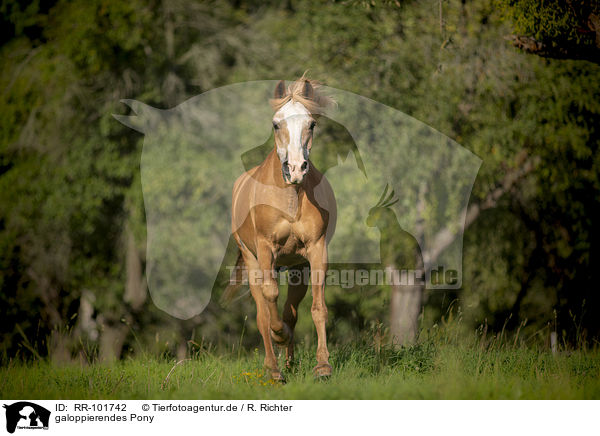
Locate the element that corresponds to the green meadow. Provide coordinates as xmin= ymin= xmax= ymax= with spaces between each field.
xmin=3 ymin=330 xmax=598 ymax=400
xmin=2 ymin=0 xmax=600 ymax=403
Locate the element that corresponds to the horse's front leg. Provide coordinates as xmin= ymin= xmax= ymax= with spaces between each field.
xmin=241 ymin=250 xmax=282 ymax=381
xmin=256 ymin=239 xmax=291 ymax=347
xmin=306 ymin=236 xmax=332 ymax=377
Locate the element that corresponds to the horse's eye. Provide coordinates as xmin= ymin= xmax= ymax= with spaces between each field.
xmin=273 ymin=121 xmax=280 ymax=130
xmin=309 ymin=121 xmax=316 ymax=130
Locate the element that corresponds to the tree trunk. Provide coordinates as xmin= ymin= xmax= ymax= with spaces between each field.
xmin=124 ymin=223 xmax=147 ymax=310
xmin=98 ymin=316 xmax=129 ymax=363
xmin=389 ymin=284 xmax=423 ymax=346
xmin=388 ymin=154 xmax=538 ymax=345
xmin=388 ymin=265 xmax=423 ymax=346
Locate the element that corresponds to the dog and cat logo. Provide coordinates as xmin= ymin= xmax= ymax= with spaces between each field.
xmin=2 ymin=402 xmax=50 ymax=433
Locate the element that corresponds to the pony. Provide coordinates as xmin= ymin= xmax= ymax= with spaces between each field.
xmin=227 ymin=75 xmax=336 ymax=381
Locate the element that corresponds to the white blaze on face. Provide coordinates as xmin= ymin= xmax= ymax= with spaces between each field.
xmin=274 ymin=101 xmax=313 ymax=184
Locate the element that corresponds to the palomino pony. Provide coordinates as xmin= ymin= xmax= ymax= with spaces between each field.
xmin=228 ymin=76 xmax=336 ymax=381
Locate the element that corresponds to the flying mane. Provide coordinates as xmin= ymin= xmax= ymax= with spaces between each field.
xmin=269 ymin=73 xmax=335 ymax=115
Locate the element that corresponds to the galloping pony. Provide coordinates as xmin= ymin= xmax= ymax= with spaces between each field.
xmin=228 ymin=75 xmax=336 ymax=381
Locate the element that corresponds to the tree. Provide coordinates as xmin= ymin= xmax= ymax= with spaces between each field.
xmin=499 ymin=0 xmax=600 ymax=63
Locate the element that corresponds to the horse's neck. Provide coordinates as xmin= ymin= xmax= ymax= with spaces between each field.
xmin=254 ymin=150 xmax=303 ymax=217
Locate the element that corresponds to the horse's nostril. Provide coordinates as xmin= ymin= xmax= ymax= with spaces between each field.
xmin=301 ymin=161 xmax=308 ymax=172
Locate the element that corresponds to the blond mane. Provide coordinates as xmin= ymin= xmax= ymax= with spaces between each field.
xmin=270 ymin=73 xmax=335 ymax=115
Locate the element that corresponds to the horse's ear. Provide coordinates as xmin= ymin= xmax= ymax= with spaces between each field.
xmin=302 ymin=80 xmax=314 ymax=100
xmin=274 ymin=80 xmax=286 ymax=99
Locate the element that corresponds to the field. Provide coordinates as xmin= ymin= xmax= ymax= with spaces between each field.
xmin=2 ymin=330 xmax=599 ymax=400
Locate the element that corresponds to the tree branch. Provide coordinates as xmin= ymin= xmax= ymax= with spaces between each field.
xmin=424 ymin=155 xmax=540 ymax=267
xmin=505 ymin=34 xmax=600 ymax=64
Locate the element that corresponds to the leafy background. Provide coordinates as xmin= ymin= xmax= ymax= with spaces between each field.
xmin=1 ymin=0 xmax=599 ymax=363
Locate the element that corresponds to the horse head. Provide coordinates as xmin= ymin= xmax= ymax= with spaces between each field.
xmin=270 ymin=75 xmax=333 ymax=185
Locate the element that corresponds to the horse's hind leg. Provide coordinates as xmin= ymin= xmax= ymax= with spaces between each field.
xmin=282 ymin=263 xmax=309 ymax=368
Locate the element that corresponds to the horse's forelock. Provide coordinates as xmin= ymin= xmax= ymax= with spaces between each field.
xmin=270 ymin=75 xmax=334 ymax=115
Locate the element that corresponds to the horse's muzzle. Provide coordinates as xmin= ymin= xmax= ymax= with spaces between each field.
xmin=282 ymin=160 xmax=308 ymax=184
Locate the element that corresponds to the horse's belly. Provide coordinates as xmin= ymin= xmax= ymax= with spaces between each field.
xmin=271 ymin=221 xmax=306 ymax=256
xmin=278 ymin=236 xmax=305 ymax=256
xmin=275 ymin=253 xmax=307 ymax=268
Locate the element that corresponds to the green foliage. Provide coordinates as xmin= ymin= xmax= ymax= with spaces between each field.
xmin=1 ymin=0 xmax=600 ymax=364
xmin=498 ymin=0 xmax=600 ymax=61
xmin=500 ymin=0 xmax=595 ymax=45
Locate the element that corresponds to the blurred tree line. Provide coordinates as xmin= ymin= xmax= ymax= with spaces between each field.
xmin=500 ymin=0 xmax=600 ymax=62
xmin=1 ymin=0 xmax=599 ymax=363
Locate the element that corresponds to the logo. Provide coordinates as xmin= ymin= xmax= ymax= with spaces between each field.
xmin=3 ymin=402 xmax=50 ymax=433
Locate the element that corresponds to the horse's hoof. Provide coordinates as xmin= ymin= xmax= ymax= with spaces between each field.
xmin=270 ymin=323 xmax=292 ymax=346
xmin=313 ymin=362 xmax=332 ymax=378
xmin=269 ymin=369 xmax=286 ymax=383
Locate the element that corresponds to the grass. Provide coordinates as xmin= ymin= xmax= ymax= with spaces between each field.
xmin=1 ymin=332 xmax=600 ymax=399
